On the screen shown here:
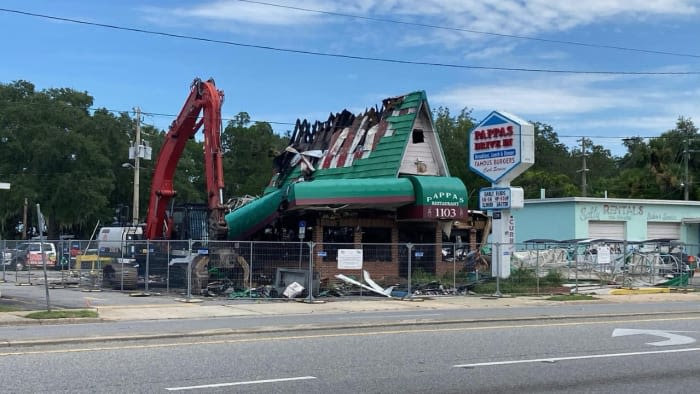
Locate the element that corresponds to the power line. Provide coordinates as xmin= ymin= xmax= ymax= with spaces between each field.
xmin=1 ymin=99 xmax=692 ymax=141
xmin=236 ymin=0 xmax=700 ymax=59
xmin=0 ymin=8 xmax=698 ymax=75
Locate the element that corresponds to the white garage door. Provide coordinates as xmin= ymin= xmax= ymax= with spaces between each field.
xmin=588 ymin=221 xmax=625 ymax=240
xmin=646 ymin=222 xmax=681 ymax=240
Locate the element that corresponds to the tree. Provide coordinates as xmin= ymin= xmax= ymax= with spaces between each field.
xmin=433 ymin=107 xmax=488 ymax=207
xmin=221 ymin=112 xmax=288 ymax=198
xmin=0 ymin=81 xmax=120 ymax=238
xmin=512 ymin=122 xmax=578 ymax=198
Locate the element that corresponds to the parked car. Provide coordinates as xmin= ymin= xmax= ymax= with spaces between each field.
xmin=11 ymin=242 xmax=57 ymax=270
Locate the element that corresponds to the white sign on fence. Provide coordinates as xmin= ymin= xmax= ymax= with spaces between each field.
xmin=338 ymin=249 xmax=363 ymax=270
xmin=597 ymin=246 xmax=611 ymax=264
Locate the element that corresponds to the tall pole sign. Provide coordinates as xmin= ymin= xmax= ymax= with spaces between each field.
xmin=469 ymin=111 xmax=534 ymax=279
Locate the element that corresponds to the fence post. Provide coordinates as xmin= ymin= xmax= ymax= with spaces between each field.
xmin=144 ymin=240 xmax=150 ymax=293
xmin=166 ymin=241 xmax=171 ymax=294
xmin=574 ymin=244 xmax=579 ymax=294
xmin=119 ymin=238 xmax=124 ymax=292
xmin=1 ymin=239 xmax=5 ymax=282
xmin=249 ymin=241 xmax=253 ymax=300
xmin=306 ymin=241 xmax=316 ymax=303
xmin=452 ymin=243 xmax=456 ymax=293
xmin=406 ymin=243 xmax=413 ymax=298
xmin=536 ymin=249 xmax=540 ymax=296
xmin=494 ymin=243 xmax=502 ymax=297
xmin=186 ymin=239 xmax=192 ymax=301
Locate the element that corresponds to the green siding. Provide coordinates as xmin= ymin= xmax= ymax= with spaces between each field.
xmin=274 ymin=91 xmax=428 ymax=185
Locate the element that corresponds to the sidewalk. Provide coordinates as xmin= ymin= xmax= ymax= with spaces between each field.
xmin=4 ymin=288 xmax=700 ymax=324
xmin=2 ymin=289 xmax=700 ymax=347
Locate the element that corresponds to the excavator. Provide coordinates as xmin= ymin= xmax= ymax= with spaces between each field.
xmin=122 ymin=78 xmax=243 ymax=292
xmin=145 ymin=77 xmax=228 ymax=241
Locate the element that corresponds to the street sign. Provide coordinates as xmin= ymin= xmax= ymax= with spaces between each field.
xmin=479 ymin=187 xmax=524 ymax=210
xmin=298 ymin=220 xmax=306 ymax=240
xmin=479 ymin=187 xmax=511 ymax=210
xmin=469 ymin=111 xmax=534 ymax=184
xmin=0 ymin=182 xmax=10 ymax=190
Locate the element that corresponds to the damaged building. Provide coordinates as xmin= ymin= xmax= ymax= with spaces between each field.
xmin=224 ymin=91 xmax=472 ymax=282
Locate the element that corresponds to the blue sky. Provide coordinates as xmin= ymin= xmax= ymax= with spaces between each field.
xmin=1 ymin=0 xmax=698 ymax=157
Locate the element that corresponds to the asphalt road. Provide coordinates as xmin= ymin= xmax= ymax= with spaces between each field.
xmin=0 ymin=315 xmax=698 ymax=393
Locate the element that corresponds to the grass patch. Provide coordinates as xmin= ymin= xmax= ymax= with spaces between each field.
xmin=0 ymin=305 xmax=21 ymax=313
xmin=24 ymin=309 xmax=98 ymax=319
xmin=547 ymin=294 xmax=597 ymax=301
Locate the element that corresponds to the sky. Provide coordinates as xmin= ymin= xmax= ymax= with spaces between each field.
xmin=1 ymin=0 xmax=699 ymax=157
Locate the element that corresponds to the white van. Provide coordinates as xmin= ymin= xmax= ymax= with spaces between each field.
xmin=97 ymin=226 xmax=143 ymax=255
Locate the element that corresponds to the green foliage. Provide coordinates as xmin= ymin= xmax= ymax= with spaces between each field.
xmin=411 ymin=268 xmax=436 ymax=283
xmin=547 ymin=294 xmax=597 ymax=301
xmin=222 ymin=113 xmax=289 ymax=197
xmin=1 ymin=79 xmax=699 ymax=237
xmin=25 ymin=309 xmax=98 ymax=319
xmin=543 ymin=269 xmax=564 ymax=286
xmin=471 ymin=268 xmax=565 ymax=295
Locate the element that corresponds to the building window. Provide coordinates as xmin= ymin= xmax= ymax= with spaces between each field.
xmin=362 ymin=227 xmax=392 ymax=262
xmin=412 ymin=129 xmax=424 ymax=143
xmin=322 ymin=226 xmax=355 ymax=261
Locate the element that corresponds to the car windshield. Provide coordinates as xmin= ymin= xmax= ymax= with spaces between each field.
xmin=21 ymin=243 xmax=53 ymax=252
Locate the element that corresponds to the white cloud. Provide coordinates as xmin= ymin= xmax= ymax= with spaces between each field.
xmin=141 ymin=0 xmax=698 ymax=33
xmin=464 ymin=44 xmax=518 ymax=60
xmin=432 ymin=77 xmax=635 ymax=115
xmin=142 ymin=0 xmax=329 ymax=26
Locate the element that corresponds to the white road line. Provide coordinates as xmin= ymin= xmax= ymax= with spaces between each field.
xmin=165 ymin=376 xmax=317 ymax=391
xmin=454 ymin=347 xmax=700 ymax=368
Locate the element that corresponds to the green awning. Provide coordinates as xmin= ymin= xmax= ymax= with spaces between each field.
xmin=288 ymin=178 xmax=415 ymax=208
xmin=225 ymin=176 xmax=468 ymax=241
xmin=225 ymin=190 xmax=283 ymax=240
xmin=398 ymin=176 xmax=468 ymax=220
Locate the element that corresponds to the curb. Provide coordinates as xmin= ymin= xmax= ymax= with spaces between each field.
xmin=3 ymin=309 xmax=700 ymax=348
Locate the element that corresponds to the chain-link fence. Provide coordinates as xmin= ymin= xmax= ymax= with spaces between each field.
xmin=1 ymin=238 xmax=697 ymax=299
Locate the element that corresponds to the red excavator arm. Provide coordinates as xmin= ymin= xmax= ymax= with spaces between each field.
xmin=144 ymin=78 xmax=227 ymax=240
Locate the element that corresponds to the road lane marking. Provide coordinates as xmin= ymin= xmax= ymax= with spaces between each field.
xmin=2 ymin=315 xmax=700 ymax=357
xmin=165 ymin=376 xmax=316 ymax=391
xmin=453 ymin=347 xmax=700 ymax=368
xmin=612 ymin=328 xmax=697 ymax=346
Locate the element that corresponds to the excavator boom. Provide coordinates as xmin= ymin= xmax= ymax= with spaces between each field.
xmin=144 ymin=78 xmax=227 ymax=240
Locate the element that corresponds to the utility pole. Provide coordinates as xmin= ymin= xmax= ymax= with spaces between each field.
xmin=577 ymin=138 xmax=589 ymax=197
xmin=125 ymin=107 xmax=151 ymax=226
xmin=684 ymin=137 xmax=690 ymax=201
xmin=132 ymin=107 xmax=141 ymax=225
xmin=22 ymin=197 xmax=28 ymax=239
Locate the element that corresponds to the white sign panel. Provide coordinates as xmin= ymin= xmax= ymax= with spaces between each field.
xmin=338 ymin=249 xmax=363 ymax=270
xmin=479 ymin=187 xmax=511 ymax=210
xmin=596 ymin=246 xmax=611 ymax=264
xmin=0 ymin=182 xmax=10 ymax=190
xmin=469 ymin=111 xmax=535 ymax=184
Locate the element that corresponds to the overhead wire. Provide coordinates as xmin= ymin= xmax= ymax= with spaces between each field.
xmin=235 ymin=0 xmax=700 ymax=59
xmin=0 ymin=98 xmax=688 ymax=144
xmin=0 ymin=8 xmax=697 ymax=75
